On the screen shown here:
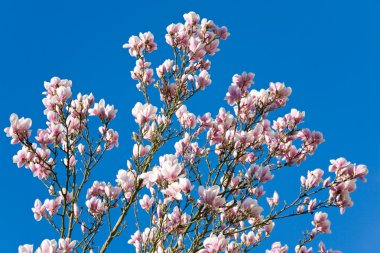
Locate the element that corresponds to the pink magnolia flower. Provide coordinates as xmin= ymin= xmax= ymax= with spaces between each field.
xmin=232 ymin=72 xmax=255 ymax=91
xmin=73 ymin=203 xmax=79 ymax=218
xmin=139 ymin=194 xmax=153 ymax=210
xmin=318 ymin=242 xmax=342 ymax=253
xmin=204 ymin=39 xmax=220 ymax=55
xmin=35 ymin=239 xmax=57 ymax=253
xmin=128 ymin=230 xmax=142 ymax=250
xmin=56 ymin=86 xmax=72 ymax=103
xmin=302 ymin=168 xmax=324 ymax=188
xmin=89 ymin=99 xmax=117 ymax=121
xmin=35 ymin=129 xmax=54 ymax=147
xmin=329 ymin=157 xmax=350 ymax=173
xmin=266 ymin=242 xmax=288 ymax=253
xmin=105 ymin=184 xmax=122 ymax=200
xmin=86 ymin=181 xmax=106 ymax=198
xmin=161 ymin=182 xmax=183 ymax=204
xmin=264 ymin=221 xmax=275 ymax=234
xmin=189 ymin=37 xmax=206 ymax=60
xmin=240 ymin=198 xmax=263 ymax=218
xmin=225 ymin=85 xmax=242 ymax=106
xmin=308 ymin=198 xmax=317 ymax=213
xmin=77 ymin=143 xmax=85 ymax=154
xmin=57 ymin=238 xmax=76 ymax=253
xmin=241 ymin=231 xmax=256 ymax=247
xmin=44 ymin=198 xmax=61 ymax=216
xmin=201 ymin=234 xmax=229 ymax=253
xmin=159 ymin=154 xmax=184 ymax=182
xmin=183 ymin=11 xmax=200 ymax=25
xmin=86 ymin=197 xmax=105 ymax=216
xmin=267 ymin=191 xmax=280 ymax=207
xmin=139 ymin=31 xmax=157 ymax=53
xmin=133 ymin=144 xmax=151 ymax=158
xmin=354 ymin=164 xmax=368 ymax=182
xmin=255 ymin=165 xmax=274 ymax=183
xmin=312 ymin=211 xmax=331 ymax=233
xmin=4 ymin=113 xmax=32 ymax=144
xmin=123 ymin=35 xmax=144 ymax=57
xmin=196 ymin=70 xmax=211 ymax=90
xmin=178 ymin=178 xmax=193 ymax=194
xmin=216 ymin=26 xmax=230 ymax=40
xmin=156 ymin=59 xmax=173 ymax=78
xmin=116 ymin=169 xmax=137 ymax=196
xmin=132 ymin=102 xmax=157 ymax=125
xmin=176 ymin=105 xmax=197 ymax=129
xmin=294 ymin=245 xmax=312 ymax=253
xmin=105 ymin=129 xmax=119 ymax=150
xmin=12 ymin=145 xmax=33 ymax=168
xmin=198 ymin=185 xmax=225 ymax=209
xmin=18 ymin=244 xmax=33 ymax=253
xmin=59 ymin=188 xmax=73 ymax=202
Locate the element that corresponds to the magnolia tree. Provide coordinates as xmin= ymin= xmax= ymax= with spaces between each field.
xmin=6 ymin=12 xmax=368 ymax=253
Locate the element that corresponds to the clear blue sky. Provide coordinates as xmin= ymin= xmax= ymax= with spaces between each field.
xmin=0 ymin=0 xmax=379 ymax=252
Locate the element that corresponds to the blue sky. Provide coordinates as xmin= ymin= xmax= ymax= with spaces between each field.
xmin=0 ymin=0 xmax=379 ymax=252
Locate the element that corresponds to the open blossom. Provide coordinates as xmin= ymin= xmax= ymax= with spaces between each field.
xmin=255 ymin=165 xmax=274 ymax=183
xmin=301 ymin=168 xmax=324 ymax=188
xmin=198 ymin=185 xmax=225 ymax=209
xmin=123 ymin=31 xmax=157 ymax=57
xmin=89 ymin=99 xmax=117 ymax=120
xmin=161 ymin=182 xmax=183 ymax=204
xmin=86 ymin=181 xmax=106 ymax=198
xmin=139 ymin=31 xmax=157 ymax=52
xmin=176 ymin=105 xmax=197 ymax=129
xmin=240 ymin=198 xmax=263 ymax=218
xmin=128 ymin=230 xmax=142 ymax=250
xmin=123 ymin=35 xmax=144 ymax=57
xmin=105 ymin=184 xmax=122 ymax=200
xmin=318 ymin=242 xmax=342 ymax=253
xmin=295 ymin=245 xmax=312 ymax=253
xmin=183 ymin=11 xmax=200 ymax=25
xmin=312 ymin=211 xmax=331 ymax=233
xmin=267 ymin=191 xmax=280 ymax=207
xmin=178 ymin=178 xmax=193 ymax=194
xmin=44 ymin=198 xmax=61 ymax=216
xmin=132 ymin=102 xmax=157 ymax=125
xmin=35 ymin=239 xmax=57 ymax=253
xmin=105 ymin=129 xmax=119 ymax=150
xmin=116 ymin=169 xmax=136 ymax=197
xmin=266 ymin=242 xmax=288 ymax=253
xmin=156 ymin=59 xmax=173 ymax=78
xmin=59 ymin=188 xmax=73 ymax=202
xmin=241 ymin=231 xmax=256 ymax=247
xmin=196 ymin=70 xmax=211 ymax=90
xmin=4 ymin=113 xmax=32 ymax=144
xmin=159 ymin=154 xmax=184 ymax=182
xmin=232 ymin=72 xmax=254 ymax=91
xmin=86 ymin=197 xmax=106 ymax=216
xmin=189 ymin=37 xmax=206 ymax=60
xmin=201 ymin=234 xmax=229 ymax=253
xmin=354 ymin=164 xmax=368 ymax=182
xmin=58 ymin=238 xmax=77 ymax=253
xmin=139 ymin=194 xmax=153 ymax=210
xmin=133 ymin=144 xmax=151 ymax=158
xmin=31 ymin=199 xmax=46 ymax=221
xmin=18 ymin=244 xmax=33 ymax=253
xmin=225 ymin=84 xmax=242 ymax=106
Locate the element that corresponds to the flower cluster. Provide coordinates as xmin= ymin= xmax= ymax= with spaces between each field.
xmin=19 ymin=238 xmax=76 ymax=253
xmin=6 ymin=11 xmax=368 ymax=253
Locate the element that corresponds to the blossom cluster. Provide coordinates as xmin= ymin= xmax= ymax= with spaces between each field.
xmin=5 ymin=11 xmax=368 ymax=253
